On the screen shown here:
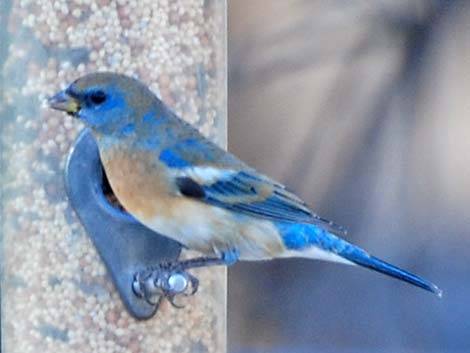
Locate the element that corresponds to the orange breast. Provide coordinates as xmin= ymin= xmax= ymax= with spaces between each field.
xmin=101 ymin=148 xmax=174 ymax=220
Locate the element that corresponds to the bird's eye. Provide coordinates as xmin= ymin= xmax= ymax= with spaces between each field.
xmin=88 ymin=90 xmax=107 ymax=105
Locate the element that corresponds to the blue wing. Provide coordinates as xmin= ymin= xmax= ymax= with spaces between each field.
xmin=207 ymin=171 xmax=344 ymax=234
xmin=159 ymin=137 xmax=346 ymax=235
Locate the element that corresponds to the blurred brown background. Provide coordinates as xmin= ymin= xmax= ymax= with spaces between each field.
xmin=227 ymin=1 xmax=469 ymax=352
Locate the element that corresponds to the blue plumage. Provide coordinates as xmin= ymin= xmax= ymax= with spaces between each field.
xmin=159 ymin=148 xmax=191 ymax=168
xmin=119 ymin=123 xmax=136 ymax=136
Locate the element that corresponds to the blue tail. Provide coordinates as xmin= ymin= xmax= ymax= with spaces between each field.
xmin=341 ymin=248 xmax=442 ymax=297
xmin=277 ymin=222 xmax=442 ymax=296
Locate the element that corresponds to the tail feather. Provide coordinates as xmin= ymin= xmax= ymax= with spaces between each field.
xmin=277 ymin=222 xmax=442 ymax=296
xmin=340 ymin=247 xmax=443 ymax=297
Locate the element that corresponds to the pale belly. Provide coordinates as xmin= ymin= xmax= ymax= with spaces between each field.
xmin=139 ymin=196 xmax=286 ymax=260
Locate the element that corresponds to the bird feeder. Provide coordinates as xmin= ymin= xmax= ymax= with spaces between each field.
xmin=1 ymin=1 xmax=227 ymax=352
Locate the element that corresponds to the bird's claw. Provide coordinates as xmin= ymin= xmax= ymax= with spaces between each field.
xmin=132 ymin=263 xmax=199 ymax=308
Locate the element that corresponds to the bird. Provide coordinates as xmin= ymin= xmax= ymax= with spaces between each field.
xmin=49 ymin=72 xmax=442 ymax=300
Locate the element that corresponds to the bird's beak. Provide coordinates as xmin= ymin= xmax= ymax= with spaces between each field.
xmin=48 ymin=90 xmax=80 ymax=115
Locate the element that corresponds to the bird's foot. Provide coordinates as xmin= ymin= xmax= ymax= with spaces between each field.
xmin=132 ymin=262 xmax=199 ymax=308
xmin=132 ymin=251 xmax=239 ymax=308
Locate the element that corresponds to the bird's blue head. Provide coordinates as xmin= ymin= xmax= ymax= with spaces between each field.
xmin=49 ymin=72 xmax=158 ymax=137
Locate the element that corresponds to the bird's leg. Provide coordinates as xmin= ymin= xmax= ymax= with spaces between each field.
xmin=177 ymin=248 xmax=240 ymax=270
xmin=132 ymin=249 xmax=239 ymax=307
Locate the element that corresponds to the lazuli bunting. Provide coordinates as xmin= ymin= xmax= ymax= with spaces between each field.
xmin=49 ymin=72 xmax=441 ymax=297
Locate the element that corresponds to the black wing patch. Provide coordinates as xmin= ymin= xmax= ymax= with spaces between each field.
xmin=176 ymin=177 xmax=206 ymax=198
